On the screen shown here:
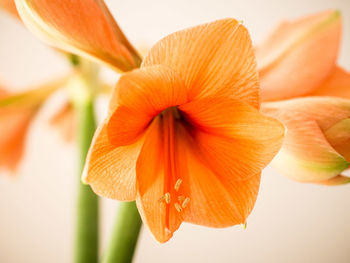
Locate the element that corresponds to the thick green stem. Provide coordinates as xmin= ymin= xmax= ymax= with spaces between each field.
xmin=72 ymin=59 xmax=100 ymax=263
xmin=75 ymin=98 xmax=99 ymax=263
xmin=102 ymin=202 xmax=142 ymax=263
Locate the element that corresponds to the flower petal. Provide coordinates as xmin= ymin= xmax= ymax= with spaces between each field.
xmin=136 ymin=116 xmax=261 ymax=242
xmin=256 ymin=10 xmax=341 ymax=101
xmin=310 ymin=66 xmax=350 ymax=99
xmin=50 ymin=100 xmax=76 ymax=142
xmin=262 ymin=98 xmax=350 ymax=182
xmin=179 ymin=97 xmax=284 ymax=180
xmin=324 ymin=118 xmax=350 ymax=162
xmin=316 ymin=175 xmax=350 ymax=186
xmin=82 ymin=121 xmax=143 ymax=201
xmin=0 ymin=80 xmax=62 ymax=171
xmin=142 ymin=19 xmax=259 ymax=108
xmin=107 ymin=65 xmax=187 ymax=147
xmin=0 ymin=0 xmax=19 ymax=18
xmin=15 ymin=0 xmax=141 ymax=71
xmin=135 ymin=117 xmax=184 ymax=243
xmin=0 ymin=106 xmax=34 ymax=171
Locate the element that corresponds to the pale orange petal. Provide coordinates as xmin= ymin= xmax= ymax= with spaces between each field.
xmin=0 ymin=0 xmax=19 ymax=18
xmin=310 ymin=66 xmax=350 ymax=99
xmin=256 ymin=10 xmax=341 ymax=101
xmin=316 ymin=175 xmax=350 ymax=185
xmin=324 ymin=118 xmax=350 ymax=162
xmin=0 ymin=106 xmax=34 ymax=171
xmin=262 ymin=98 xmax=350 ymax=182
xmin=15 ymin=0 xmax=141 ymax=71
xmin=107 ymin=65 xmax=187 ymax=146
xmin=179 ymin=97 xmax=284 ymax=180
xmin=50 ymin=100 xmax=76 ymax=142
xmin=82 ymin=121 xmax=144 ymax=201
xmin=142 ymin=19 xmax=259 ymax=108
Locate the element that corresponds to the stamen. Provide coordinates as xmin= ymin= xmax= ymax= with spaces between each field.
xmin=178 ymin=196 xmax=185 ymax=202
xmin=174 ymin=203 xmax=182 ymax=212
xmin=182 ymin=197 xmax=190 ymax=208
xmin=165 ymin=192 xmax=171 ymax=204
xmin=242 ymin=222 xmax=247 ymax=230
xmin=174 ymin=179 xmax=182 ymax=191
xmin=158 ymin=196 xmax=165 ymax=202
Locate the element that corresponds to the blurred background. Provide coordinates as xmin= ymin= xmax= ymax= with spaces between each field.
xmin=0 ymin=0 xmax=350 ymax=262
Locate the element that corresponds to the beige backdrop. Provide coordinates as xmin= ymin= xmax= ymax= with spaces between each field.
xmin=0 ymin=0 xmax=350 ymax=262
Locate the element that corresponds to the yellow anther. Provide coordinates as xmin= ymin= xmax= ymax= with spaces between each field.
xmin=174 ymin=203 xmax=182 ymax=212
xmin=174 ymin=179 xmax=182 ymax=191
xmin=182 ymin=197 xmax=190 ymax=208
xmin=178 ymin=196 xmax=185 ymax=202
xmin=242 ymin=222 xmax=247 ymax=230
xmin=165 ymin=192 xmax=171 ymax=204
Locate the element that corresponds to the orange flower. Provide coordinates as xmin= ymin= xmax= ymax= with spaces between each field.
xmin=256 ymin=10 xmax=350 ymax=101
xmin=82 ymin=19 xmax=284 ymax=242
xmin=15 ymin=0 xmax=141 ymax=72
xmin=262 ymin=97 xmax=350 ymax=185
xmin=0 ymin=79 xmax=64 ymax=171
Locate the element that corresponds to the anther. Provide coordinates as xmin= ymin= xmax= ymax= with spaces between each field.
xmin=165 ymin=193 xmax=171 ymax=204
xmin=178 ymin=196 xmax=185 ymax=202
xmin=182 ymin=197 xmax=190 ymax=208
xmin=158 ymin=196 xmax=165 ymax=202
xmin=174 ymin=203 xmax=182 ymax=212
xmin=174 ymin=179 xmax=182 ymax=191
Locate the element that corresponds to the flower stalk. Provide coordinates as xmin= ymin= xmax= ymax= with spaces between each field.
xmin=102 ymin=202 xmax=142 ymax=263
xmin=71 ymin=58 xmax=100 ymax=263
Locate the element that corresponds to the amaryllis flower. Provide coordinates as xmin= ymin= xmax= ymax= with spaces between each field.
xmin=79 ymin=19 xmax=285 ymax=242
xmin=256 ymin=9 xmax=350 ymax=101
xmin=262 ymin=97 xmax=350 ymax=185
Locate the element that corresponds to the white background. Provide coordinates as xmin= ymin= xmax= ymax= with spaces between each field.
xmin=0 ymin=0 xmax=350 ymax=262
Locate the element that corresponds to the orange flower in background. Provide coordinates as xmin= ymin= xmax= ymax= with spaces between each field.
xmin=256 ymin=9 xmax=350 ymax=101
xmin=0 ymin=80 xmax=64 ymax=171
xmin=262 ymin=97 xmax=350 ymax=185
xmin=82 ymin=19 xmax=285 ymax=242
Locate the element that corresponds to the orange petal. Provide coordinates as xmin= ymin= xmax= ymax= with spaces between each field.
xmin=107 ymin=65 xmax=187 ymax=147
xmin=0 ymin=0 xmax=19 ymax=18
xmin=316 ymin=175 xmax=350 ymax=186
xmin=135 ymin=117 xmax=184 ymax=242
xmin=135 ymin=116 xmax=261 ymax=242
xmin=179 ymin=97 xmax=284 ymax=180
xmin=262 ymin=97 xmax=350 ymax=183
xmin=82 ymin=121 xmax=144 ymax=201
xmin=15 ymin=0 xmax=141 ymax=71
xmin=50 ymin=100 xmax=76 ymax=142
xmin=0 ymin=105 xmax=35 ymax=171
xmin=256 ymin=10 xmax=341 ymax=101
xmin=0 ymin=78 xmax=66 ymax=172
xmin=310 ymin=66 xmax=350 ymax=99
xmin=142 ymin=19 xmax=259 ymax=108
xmin=324 ymin=118 xmax=350 ymax=162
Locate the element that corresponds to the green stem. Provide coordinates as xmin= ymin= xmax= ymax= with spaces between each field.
xmin=72 ymin=59 xmax=100 ymax=263
xmin=75 ymin=98 xmax=99 ymax=263
xmin=102 ymin=202 xmax=142 ymax=263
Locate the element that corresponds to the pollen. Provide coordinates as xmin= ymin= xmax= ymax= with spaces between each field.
xmin=174 ymin=202 xmax=182 ymax=212
xmin=174 ymin=179 xmax=182 ymax=191
xmin=165 ymin=192 xmax=171 ymax=204
xmin=182 ymin=197 xmax=190 ymax=208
